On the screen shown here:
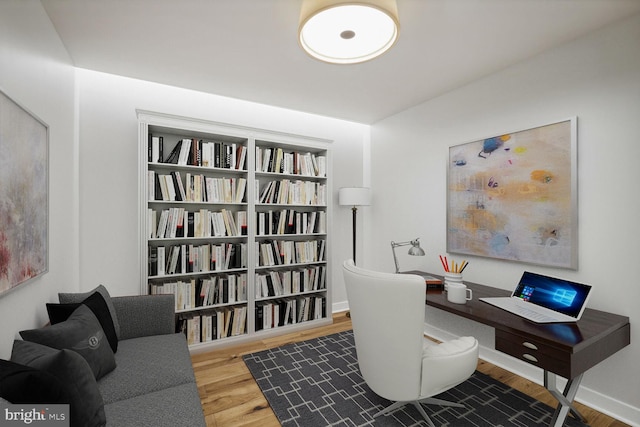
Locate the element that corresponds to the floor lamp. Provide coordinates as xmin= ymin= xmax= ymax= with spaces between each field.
xmin=339 ymin=187 xmax=371 ymax=265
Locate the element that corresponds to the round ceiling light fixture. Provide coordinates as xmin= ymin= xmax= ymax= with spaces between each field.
xmin=298 ymin=0 xmax=400 ymax=64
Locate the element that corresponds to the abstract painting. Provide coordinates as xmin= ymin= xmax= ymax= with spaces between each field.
xmin=447 ymin=118 xmax=577 ymax=269
xmin=0 ymin=90 xmax=48 ymax=296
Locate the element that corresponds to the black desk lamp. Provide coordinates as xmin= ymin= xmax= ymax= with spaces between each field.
xmin=339 ymin=187 xmax=371 ymax=265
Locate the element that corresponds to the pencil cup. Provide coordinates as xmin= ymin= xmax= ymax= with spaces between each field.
xmin=444 ymin=272 xmax=463 ymax=291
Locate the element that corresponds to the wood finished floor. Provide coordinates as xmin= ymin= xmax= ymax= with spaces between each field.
xmin=191 ymin=312 xmax=629 ymax=427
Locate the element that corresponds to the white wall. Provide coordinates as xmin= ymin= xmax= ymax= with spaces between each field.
xmin=75 ymin=69 xmax=369 ymax=309
xmin=367 ymin=13 xmax=640 ymax=424
xmin=0 ymin=0 xmax=78 ymax=359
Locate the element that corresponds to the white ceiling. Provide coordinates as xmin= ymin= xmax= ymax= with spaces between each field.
xmin=41 ymin=0 xmax=640 ymax=124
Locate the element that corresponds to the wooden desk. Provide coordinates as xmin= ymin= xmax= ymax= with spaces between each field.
xmin=423 ymin=276 xmax=631 ymax=427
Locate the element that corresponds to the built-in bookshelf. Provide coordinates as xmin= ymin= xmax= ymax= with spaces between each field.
xmin=138 ymin=111 xmax=332 ymax=351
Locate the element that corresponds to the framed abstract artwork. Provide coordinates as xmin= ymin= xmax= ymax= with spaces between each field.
xmin=447 ymin=118 xmax=577 ymax=269
xmin=0 ymin=89 xmax=49 ymax=296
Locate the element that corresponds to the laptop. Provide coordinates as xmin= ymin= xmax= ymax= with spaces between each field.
xmin=479 ymin=271 xmax=592 ymax=323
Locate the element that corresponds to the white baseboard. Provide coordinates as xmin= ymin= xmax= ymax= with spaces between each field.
xmin=332 ymin=301 xmax=349 ymax=314
xmin=422 ymin=323 xmax=640 ymax=427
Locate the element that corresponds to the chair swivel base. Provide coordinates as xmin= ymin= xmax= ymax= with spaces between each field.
xmin=374 ymin=397 xmax=465 ymax=427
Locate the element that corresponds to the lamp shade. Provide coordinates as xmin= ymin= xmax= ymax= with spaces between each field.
xmin=339 ymin=187 xmax=371 ymax=206
xmin=298 ymin=0 xmax=399 ymax=64
xmin=408 ymin=244 xmax=425 ymax=256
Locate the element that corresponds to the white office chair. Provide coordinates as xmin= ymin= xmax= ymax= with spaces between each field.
xmin=342 ymin=259 xmax=479 ymax=427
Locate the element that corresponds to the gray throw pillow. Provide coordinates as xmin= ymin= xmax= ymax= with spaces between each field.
xmin=59 ymin=285 xmax=121 ymax=339
xmin=10 ymin=340 xmax=106 ymax=427
xmin=20 ymin=305 xmax=116 ymax=380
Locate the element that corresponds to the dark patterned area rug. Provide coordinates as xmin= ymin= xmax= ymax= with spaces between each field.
xmin=243 ymin=330 xmax=587 ymax=427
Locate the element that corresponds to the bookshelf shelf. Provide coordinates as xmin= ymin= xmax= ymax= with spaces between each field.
xmin=149 ymin=236 xmax=247 ymax=243
xmin=254 ymin=171 xmax=326 ymax=181
xmin=148 ymin=201 xmax=248 ymax=206
xmin=254 ymin=261 xmax=327 ymax=270
xmin=175 ymin=300 xmax=249 ymax=315
xmin=148 ymin=268 xmax=248 ymax=279
xmin=256 ymin=289 xmax=325 ymax=301
xmin=255 ymin=233 xmax=327 ymax=238
xmin=138 ymin=110 xmax=332 ymax=350
xmin=149 ymin=162 xmax=247 ymax=173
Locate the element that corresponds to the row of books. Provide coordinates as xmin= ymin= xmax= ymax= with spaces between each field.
xmin=149 ymin=273 xmax=248 ymax=311
xmin=257 ymin=179 xmax=327 ymax=205
xmin=148 ymin=170 xmax=247 ymax=204
xmin=150 ymin=135 xmax=247 ymax=170
xmin=257 ymin=239 xmax=326 ymax=267
xmin=149 ymin=207 xmax=248 ymax=239
xmin=255 ymin=265 xmax=327 ymax=299
xmin=255 ymin=296 xmax=326 ymax=331
xmin=255 ymin=146 xmax=326 ymax=177
xmin=177 ymin=306 xmax=247 ymax=345
xmin=257 ymin=209 xmax=326 ymax=236
xmin=149 ymin=242 xmax=247 ymax=276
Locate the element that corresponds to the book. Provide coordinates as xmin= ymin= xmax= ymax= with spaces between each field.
xmin=164 ymin=139 xmax=182 ymax=164
xmin=401 ymin=270 xmax=444 ymax=290
xmin=422 ymin=275 xmax=443 ymax=290
xmin=148 ymin=247 xmax=157 ymax=276
xmin=150 ymin=135 xmax=160 ymax=163
xmin=177 ymin=139 xmax=191 ymax=165
xmin=236 ymin=145 xmax=247 ymax=170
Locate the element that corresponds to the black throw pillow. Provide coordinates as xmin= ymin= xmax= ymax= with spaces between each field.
xmin=0 ymin=359 xmax=69 ymax=404
xmin=47 ymin=291 xmax=118 ymax=353
xmin=10 ymin=340 xmax=106 ymax=427
xmin=20 ymin=305 xmax=116 ymax=380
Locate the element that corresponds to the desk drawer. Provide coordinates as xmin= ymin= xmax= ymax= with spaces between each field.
xmin=495 ymin=330 xmax=571 ymax=377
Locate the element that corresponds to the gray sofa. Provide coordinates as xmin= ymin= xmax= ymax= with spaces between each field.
xmin=99 ymin=294 xmax=206 ymax=427
xmin=1 ymin=290 xmax=206 ymax=427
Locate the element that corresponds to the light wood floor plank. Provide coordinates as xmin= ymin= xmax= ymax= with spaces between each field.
xmin=192 ymin=312 xmax=628 ymax=427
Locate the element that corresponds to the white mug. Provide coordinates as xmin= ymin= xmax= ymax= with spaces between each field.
xmin=447 ymin=282 xmax=472 ymax=304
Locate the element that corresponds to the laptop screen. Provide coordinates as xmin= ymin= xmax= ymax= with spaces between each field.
xmin=513 ymin=271 xmax=592 ymax=319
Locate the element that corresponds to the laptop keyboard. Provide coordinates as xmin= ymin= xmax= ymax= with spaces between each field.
xmin=512 ymin=304 xmax=558 ymax=323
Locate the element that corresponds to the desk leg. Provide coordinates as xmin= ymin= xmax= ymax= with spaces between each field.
xmin=544 ymin=371 xmax=586 ymax=427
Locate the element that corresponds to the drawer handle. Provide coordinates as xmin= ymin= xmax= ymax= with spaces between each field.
xmin=522 ymin=353 xmax=538 ymax=363
xmin=523 ymin=342 xmax=538 ymax=350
